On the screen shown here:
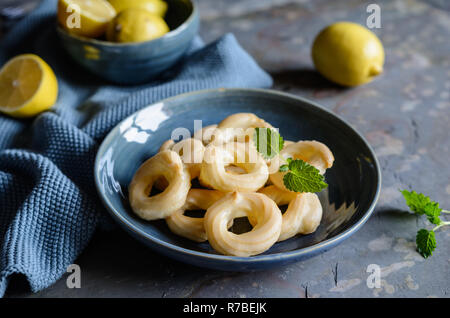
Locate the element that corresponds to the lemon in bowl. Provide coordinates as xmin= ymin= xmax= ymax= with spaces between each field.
xmin=56 ymin=0 xmax=199 ymax=84
xmin=312 ymin=22 xmax=385 ymax=87
xmin=0 ymin=54 xmax=58 ymax=118
xmin=108 ymin=0 xmax=168 ymax=17
xmin=106 ymin=8 xmax=170 ymax=43
xmin=57 ymin=0 xmax=116 ymax=38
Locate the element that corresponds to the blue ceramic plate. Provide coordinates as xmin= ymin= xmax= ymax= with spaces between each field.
xmin=94 ymin=88 xmax=381 ymax=271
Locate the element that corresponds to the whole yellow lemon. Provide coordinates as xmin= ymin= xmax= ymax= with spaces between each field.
xmin=106 ymin=8 xmax=169 ymax=43
xmin=312 ymin=22 xmax=385 ymax=87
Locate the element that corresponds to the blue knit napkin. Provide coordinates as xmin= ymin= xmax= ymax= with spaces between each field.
xmin=0 ymin=0 xmax=272 ymax=297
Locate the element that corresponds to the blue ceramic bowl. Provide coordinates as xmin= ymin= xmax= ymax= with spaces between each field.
xmin=57 ymin=0 xmax=199 ymax=84
xmin=94 ymin=88 xmax=381 ymax=271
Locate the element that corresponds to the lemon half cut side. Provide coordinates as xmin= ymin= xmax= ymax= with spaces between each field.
xmin=0 ymin=54 xmax=58 ymax=118
xmin=57 ymin=0 xmax=116 ymax=38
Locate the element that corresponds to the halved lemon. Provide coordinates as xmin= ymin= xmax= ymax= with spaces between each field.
xmin=57 ymin=0 xmax=116 ymax=38
xmin=0 ymin=54 xmax=58 ymax=118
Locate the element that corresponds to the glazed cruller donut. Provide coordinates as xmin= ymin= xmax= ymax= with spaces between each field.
xmin=199 ymin=141 xmax=269 ymax=192
xmin=128 ymin=150 xmax=191 ymax=221
xmin=204 ymin=192 xmax=282 ymax=257
xmin=128 ymin=112 xmax=334 ymax=257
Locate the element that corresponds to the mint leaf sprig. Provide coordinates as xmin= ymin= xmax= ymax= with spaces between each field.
xmin=400 ymin=189 xmax=450 ymax=258
xmin=280 ymin=158 xmax=328 ymax=193
xmin=253 ymin=128 xmax=328 ymax=193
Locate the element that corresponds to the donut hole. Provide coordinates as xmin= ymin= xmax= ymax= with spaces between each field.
xmin=279 ymin=204 xmax=289 ymax=214
xmin=236 ymin=162 xmax=257 ymax=174
xmin=190 ymin=178 xmax=202 ymax=188
xmin=146 ymin=182 xmax=166 ymax=197
xmin=143 ymin=177 xmax=166 ymax=197
xmin=225 ymin=164 xmax=246 ymax=175
xmin=227 ymin=216 xmax=253 ymax=234
xmin=184 ymin=209 xmax=205 ymax=218
xmin=154 ymin=176 xmax=169 ymax=192
xmin=144 ymin=183 xmax=154 ymax=197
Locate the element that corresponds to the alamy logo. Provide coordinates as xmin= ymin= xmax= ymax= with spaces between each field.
xmin=366 ymin=264 xmax=381 ymax=288
xmin=65 ymin=4 xmax=81 ymax=29
xmin=66 ymin=264 xmax=81 ymax=288
xmin=366 ymin=4 xmax=381 ymax=29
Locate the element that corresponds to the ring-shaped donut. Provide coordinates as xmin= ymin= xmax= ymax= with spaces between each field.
xmin=155 ymin=138 xmax=205 ymax=190
xmin=128 ymin=150 xmax=191 ymax=220
xmin=270 ymin=140 xmax=334 ymax=192
xmin=258 ymin=185 xmax=323 ymax=241
xmin=166 ymin=189 xmax=226 ymax=242
xmin=204 ymin=192 xmax=282 ymax=256
xmin=216 ymin=113 xmax=274 ymax=144
xmin=199 ymin=141 xmax=269 ymax=192
xmin=218 ymin=113 xmax=273 ymax=130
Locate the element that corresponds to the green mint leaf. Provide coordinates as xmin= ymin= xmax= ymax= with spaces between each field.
xmin=253 ymin=128 xmax=284 ymax=159
xmin=424 ymin=202 xmax=442 ymax=225
xmin=400 ymin=189 xmax=441 ymax=224
xmin=283 ymin=159 xmax=328 ymax=193
xmin=416 ymin=229 xmax=436 ymax=258
xmin=279 ymin=164 xmax=289 ymax=172
xmin=400 ymin=190 xmax=430 ymax=215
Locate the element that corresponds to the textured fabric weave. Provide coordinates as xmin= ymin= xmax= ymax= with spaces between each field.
xmin=0 ymin=0 xmax=272 ymax=296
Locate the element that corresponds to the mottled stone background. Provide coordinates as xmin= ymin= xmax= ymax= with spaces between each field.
xmin=2 ymin=0 xmax=449 ymax=297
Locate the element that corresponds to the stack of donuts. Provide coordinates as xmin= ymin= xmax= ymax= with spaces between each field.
xmin=128 ymin=113 xmax=334 ymax=257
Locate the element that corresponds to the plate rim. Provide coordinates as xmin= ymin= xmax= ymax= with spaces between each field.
xmin=94 ymin=87 xmax=382 ymax=264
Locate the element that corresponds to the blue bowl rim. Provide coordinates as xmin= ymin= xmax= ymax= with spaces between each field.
xmin=56 ymin=0 xmax=198 ymax=47
xmin=94 ymin=87 xmax=382 ymax=264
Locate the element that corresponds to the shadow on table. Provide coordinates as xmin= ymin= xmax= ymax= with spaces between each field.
xmin=271 ymin=68 xmax=347 ymax=94
xmin=375 ymin=207 xmax=414 ymax=219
